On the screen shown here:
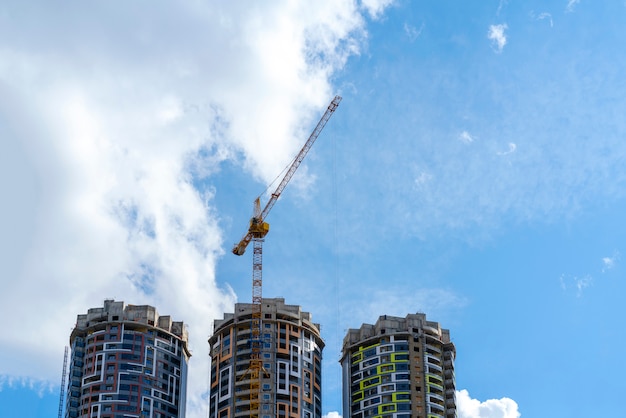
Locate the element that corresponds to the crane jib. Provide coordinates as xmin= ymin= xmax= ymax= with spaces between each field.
xmin=232 ymin=95 xmax=342 ymax=256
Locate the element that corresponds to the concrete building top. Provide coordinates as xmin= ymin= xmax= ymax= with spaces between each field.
xmin=210 ymin=297 xmax=322 ymax=344
xmin=342 ymin=312 xmax=452 ymax=352
xmin=72 ymin=299 xmax=189 ymax=344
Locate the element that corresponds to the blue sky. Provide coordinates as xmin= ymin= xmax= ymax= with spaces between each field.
xmin=2 ymin=1 xmax=626 ymax=417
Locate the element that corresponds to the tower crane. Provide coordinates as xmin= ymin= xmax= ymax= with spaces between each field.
xmin=232 ymin=95 xmax=341 ymax=418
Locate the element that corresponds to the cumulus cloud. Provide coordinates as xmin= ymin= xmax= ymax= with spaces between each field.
xmin=457 ymin=389 xmax=521 ymax=418
xmin=361 ymin=0 xmax=395 ymax=19
xmin=0 ymin=1 xmax=392 ymax=416
xmin=488 ymin=24 xmax=508 ymax=53
xmin=319 ymin=391 xmax=522 ymax=418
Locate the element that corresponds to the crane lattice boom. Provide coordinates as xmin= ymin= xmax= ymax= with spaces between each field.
xmin=232 ymin=95 xmax=342 ymax=256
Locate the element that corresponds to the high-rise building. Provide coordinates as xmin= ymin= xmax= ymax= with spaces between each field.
xmin=65 ymin=300 xmax=191 ymax=418
xmin=340 ymin=314 xmax=456 ymax=418
xmin=208 ymin=298 xmax=324 ymax=418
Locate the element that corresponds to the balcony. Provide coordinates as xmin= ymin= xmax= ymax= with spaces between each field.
xmin=427 ymin=364 xmax=443 ymax=375
xmin=429 ymin=392 xmax=445 ymax=403
xmin=424 ymin=353 xmax=441 ymax=366
xmin=425 ymin=343 xmax=441 ymax=354
xmin=423 ymin=323 xmax=440 ymax=336
xmin=428 ymin=402 xmax=445 ymax=413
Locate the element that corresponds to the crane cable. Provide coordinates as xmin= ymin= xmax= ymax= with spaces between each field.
xmin=256 ymin=147 xmax=304 ymax=207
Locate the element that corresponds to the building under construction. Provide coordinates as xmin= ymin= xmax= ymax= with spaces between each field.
xmin=65 ymin=300 xmax=191 ymax=418
xmin=340 ymin=314 xmax=457 ymax=418
xmin=208 ymin=298 xmax=324 ymax=418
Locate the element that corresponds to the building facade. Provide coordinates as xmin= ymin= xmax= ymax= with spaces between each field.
xmin=208 ymin=298 xmax=324 ymax=418
xmin=65 ymin=300 xmax=191 ymax=418
xmin=340 ymin=314 xmax=456 ymax=418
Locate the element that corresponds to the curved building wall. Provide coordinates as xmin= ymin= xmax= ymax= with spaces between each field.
xmin=340 ymin=314 xmax=456 ymax=418
xmin=65 ymin=300 xmax=191 ymax=418
xmin=208 ymin=298 xmax=324 ymax=418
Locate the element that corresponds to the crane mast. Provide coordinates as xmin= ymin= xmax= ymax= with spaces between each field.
xmin=233 ymin=95 xmax=341 ymax=418
xmin=58 ymin=346 xmax=68 ymax=418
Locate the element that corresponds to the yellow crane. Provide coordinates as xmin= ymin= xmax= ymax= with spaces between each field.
xmin=232 ymin=95 xmax=341 ymax=418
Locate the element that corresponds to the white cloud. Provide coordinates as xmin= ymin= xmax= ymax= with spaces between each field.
xmin=497 ymin=142 xmax=517 ymax=155
xmin=404 ymin=22 xmax=424 ymax=42
xmin=560 ymin=274 xmax=593 ymax=297
xmin=488 ymin=24 xmax=508 ymax=53
xmin=530 ymin=11 xmax=554 ymax=27
xmin=460 ymin=130 xmax=475 ymax=144
xmin=457 ymin=389 xmax=521 ymax=418
xmin=361 ymin=0 xmax=395 ymax=19
xmin=0 ymin=1 xmax=393 ymax=417
xmin=566 ymin=0 xmax=580 ymax=13
xmin=602 ymin=257 xmax=615 ymax=271
xmin=415 ymin=171 xmax=433 ymax=187
xmin=602 ymin=251 xmax=619 ymax=272
xmin=496 ymin=0 xmax=509 ymax=16
xmin=314 ymin=391 xmax=522 ymax=418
